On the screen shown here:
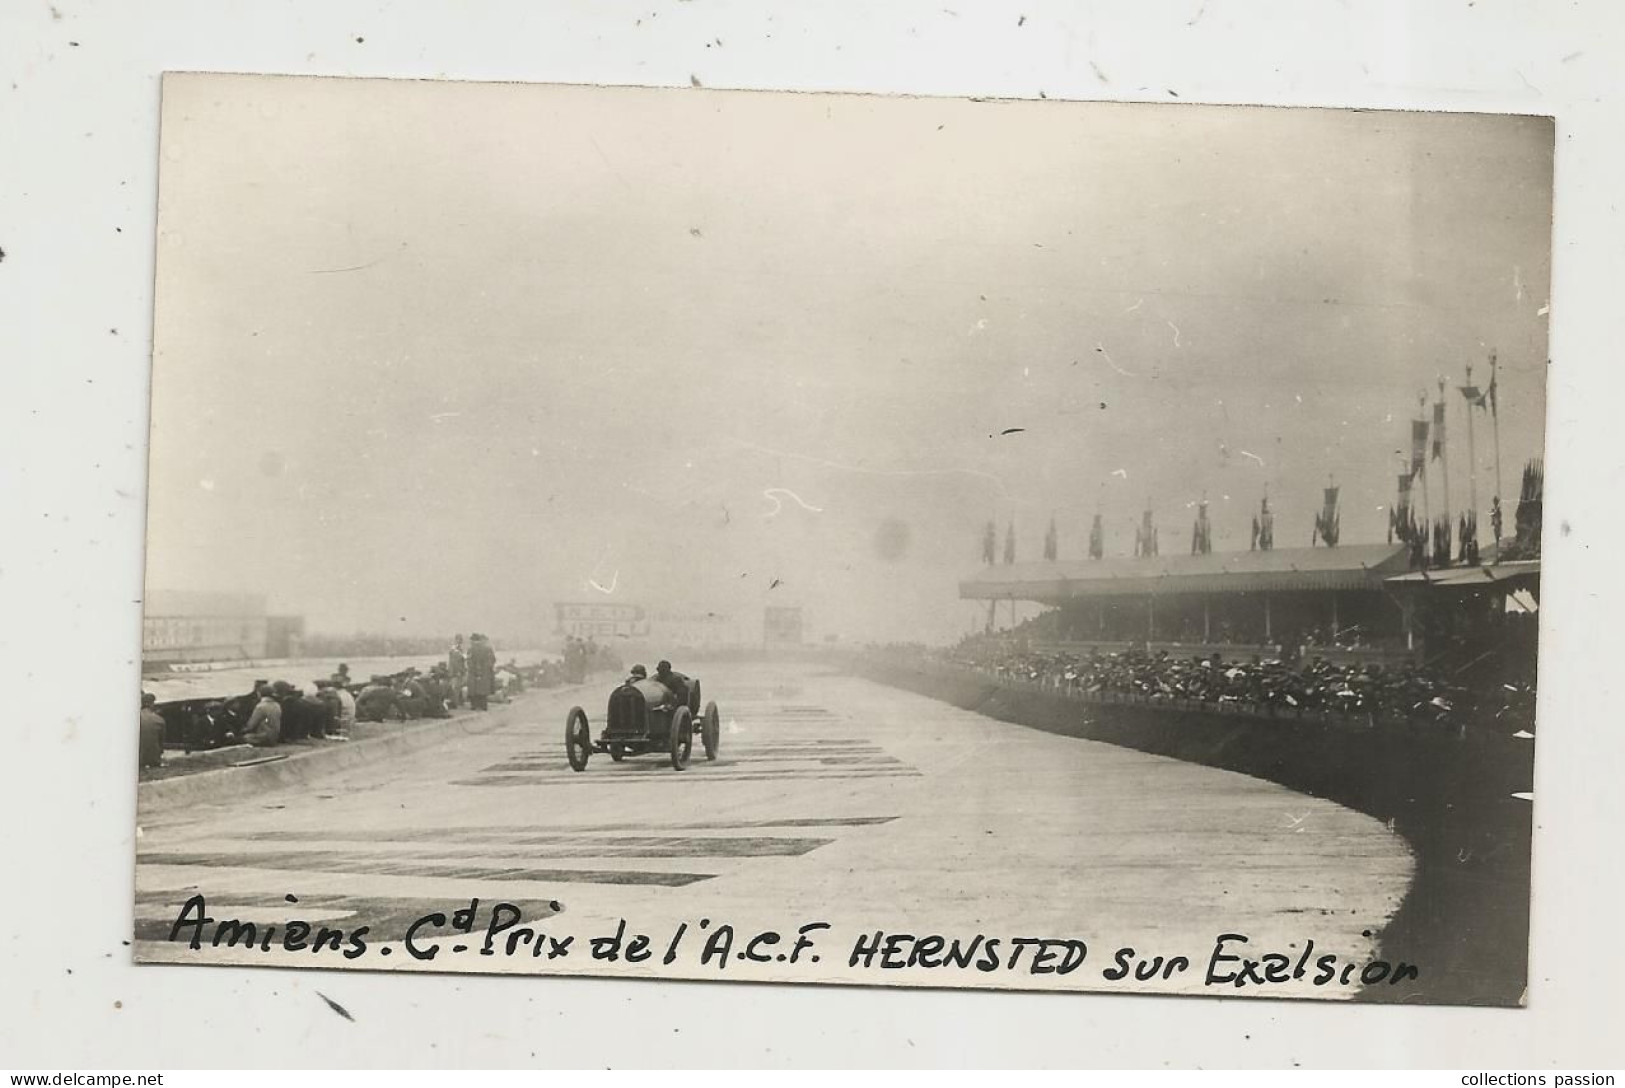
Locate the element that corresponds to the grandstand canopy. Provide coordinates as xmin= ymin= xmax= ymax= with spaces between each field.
xmin=1384 ymin=559 xmax=1541 ymax=590
xmin=960 ymin=543 xmax=1412 ymax=603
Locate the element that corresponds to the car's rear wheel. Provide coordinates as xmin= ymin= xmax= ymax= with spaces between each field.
xmin=701 ymin=700 xmax=720 ymax=761
xmin=669 ymin=706 xmax=693 ymax=770
xmin=565 ymin=707 xmax=591 ymax=772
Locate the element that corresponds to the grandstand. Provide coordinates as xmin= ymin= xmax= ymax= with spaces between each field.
xmin=960 ymin=542 xmax=1539 ymax=670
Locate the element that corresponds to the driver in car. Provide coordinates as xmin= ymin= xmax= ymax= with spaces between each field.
xmin=653 ymin=660 xmax=691 ymax=706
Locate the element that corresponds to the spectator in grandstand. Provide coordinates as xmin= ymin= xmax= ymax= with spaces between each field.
xmin=939 ymin=639 xmax=1472 ymax=726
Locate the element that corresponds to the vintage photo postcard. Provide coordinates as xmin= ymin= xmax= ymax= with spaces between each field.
xmin=137 ymin=73 xmax=1551 ymax=1006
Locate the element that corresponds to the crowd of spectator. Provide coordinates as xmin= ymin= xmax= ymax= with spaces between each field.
xmin=138 ymin=633 xmax=623 ymax=770
xmin=923 ymin=638 xmax=1535 ymax=730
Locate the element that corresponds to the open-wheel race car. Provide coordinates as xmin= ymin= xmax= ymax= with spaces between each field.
xmin=565 ymin=674 xmax=720 ymax=771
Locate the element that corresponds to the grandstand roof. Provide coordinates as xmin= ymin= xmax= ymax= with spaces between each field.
xmin=1384 ymin=559 xmax=1541 ymax=589
xmin=959 ymin=543 xmax=1411 ymax=602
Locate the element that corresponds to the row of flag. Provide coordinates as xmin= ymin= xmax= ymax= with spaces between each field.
xmin=979 ymin=492 xmax=1289 ymax=565
xmin=1408 ymin=359 xmax=1499 ymax=479
xmin=979 ymin=354 xmax=1511 ymax=567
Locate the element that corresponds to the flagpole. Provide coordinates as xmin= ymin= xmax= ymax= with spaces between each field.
xmin=1490 ymin=351 xmax=1504 ymax=545
xmin=1465 ymin=362 xmax=1479 ymax=542
xmin=1437 ymin=378 xmax=1451 ymax=549
xmin=1394 ymin=449 xmax=1409 ymax=546
xmin=1418 ymin=391 xmax=1432 ymax=561
xmin=987 ymin=505 xmax=997 ymax=633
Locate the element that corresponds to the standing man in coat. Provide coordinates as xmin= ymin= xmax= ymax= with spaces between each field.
xmin=448 ymin=634 xmax=467 ymax=708
xmin=466 ymin=633 xmax=497 ymax=711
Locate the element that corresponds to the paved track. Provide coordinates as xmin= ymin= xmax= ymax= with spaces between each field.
xmin=135 ymin=665 xmax=1414 ymax=998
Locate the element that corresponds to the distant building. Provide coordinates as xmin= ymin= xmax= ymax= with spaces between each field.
xmin=555 ymin=602 xmax=649 ymax=641
xmin=143 ymin=590 xmax=303 ymax=667
xmin=554 ymin=602 xmax=750 ymax=650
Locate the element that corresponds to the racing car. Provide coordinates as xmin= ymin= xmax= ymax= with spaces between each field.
xmin=565 ymin=671 xmax=720 ymax=771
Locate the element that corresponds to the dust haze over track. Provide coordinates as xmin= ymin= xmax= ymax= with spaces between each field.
xmin=146 ymin=78 xmax=1552 ymax=646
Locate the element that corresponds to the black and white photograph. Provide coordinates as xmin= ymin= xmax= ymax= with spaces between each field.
xmin=132 ymin=73 xmax=1551 ymax=1006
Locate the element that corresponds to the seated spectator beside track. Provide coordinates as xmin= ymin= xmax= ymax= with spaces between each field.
xmin=421 ymin=666 xmax=454 ymax=718
xmin=240 ymin=686 xmax=283 ymax=747
xmin=187 ymin=700 xmax=234 ymax=751
xmin=276 ymin=681 xmax=335 ymax=741
xmin=313 ymin=680 xmax=353 ymax=740
xmin=395 ymin=672 xmax=429 ymax=719
xmin=329 ymin=680 xmax=356 ymax=738
xmin=355 ymin=675 xmax=403 ymax=722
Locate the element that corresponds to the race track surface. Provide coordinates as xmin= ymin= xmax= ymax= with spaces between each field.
xmin=134 ymin=664 xmax=1414 ymax=998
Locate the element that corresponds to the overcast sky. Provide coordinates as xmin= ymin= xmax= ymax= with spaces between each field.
xmin=145 ymin=74 xmax=1553 ymax=644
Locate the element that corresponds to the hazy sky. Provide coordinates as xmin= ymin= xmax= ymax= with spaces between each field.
xmin=146 ymin=75 xmax=1553 ymax=644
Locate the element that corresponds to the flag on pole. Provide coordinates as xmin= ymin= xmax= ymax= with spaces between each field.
xmin=1431 ymin=401 xmax=1446 ymax=461
xmin=1135 ymin=508 xmax=1158 ymax=557
xmin=1314 ymin=486 xmax=1341 ymax=547
xmin=1460 ymin=373 xmax=1497 ymax=416
xmin=1411 ymin=418 xmax=1430 ymax=477
xmin=1392 ymin=473 xmax=1414 ymax=544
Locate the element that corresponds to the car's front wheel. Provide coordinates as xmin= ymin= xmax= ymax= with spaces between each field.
xmin=565 ymin=707 xmax=591 ymax=772
xmin=669 ymin=706 xmax=693 ymax=770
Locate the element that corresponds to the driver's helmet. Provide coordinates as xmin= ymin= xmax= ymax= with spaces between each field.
xmin=628 ymin=664 xmax=648 ymax=681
